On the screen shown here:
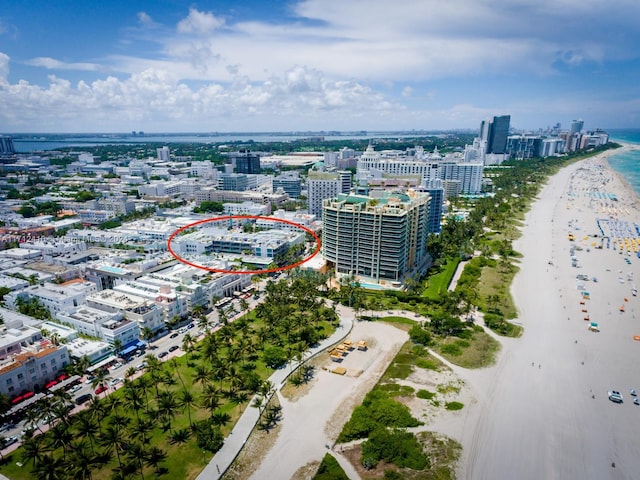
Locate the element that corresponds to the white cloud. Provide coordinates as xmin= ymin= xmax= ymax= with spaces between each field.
xmin=137 ymin=12 xmax=155 ymax=27
xmin=25 ymin=57 xmax=101 ymax=71
xmin=177 ymin=8 xmax=225 ymax=35
xmin=0 ymin=52 xmax=9 ymax=84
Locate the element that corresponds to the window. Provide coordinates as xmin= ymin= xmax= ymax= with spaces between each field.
xmin=8 ymin=386 xmax=14 ymax=392
xmin=40 ymin=364 xmax=46 ymax=369
xmin=50 ymin=359 xmax=56 ymax=365
xmin=17 ymin=373 xmax=23 ymax=380
xmin=6 ymin=379 xmax=12 ymax=385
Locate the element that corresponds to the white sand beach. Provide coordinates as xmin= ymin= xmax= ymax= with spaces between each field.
xmin=454 ymin=144 xmax=640 ymax=480
xmin=235 ymin=145 xmax=640 ymax=480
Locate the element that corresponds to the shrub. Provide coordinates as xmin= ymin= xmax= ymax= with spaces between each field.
xmin=409 ymin=325 xmax=431 ymax=346
xmin=445 ymin=401 xmax=464 ymax=411
xmin=339 ymin=390 xmax=422 ymax=442
xmin=314 ymin=453 xmax=349 ymax=480
xmin=361 ymin=428 xmax=429 ymax=470
xmin=415 ymin=358 xmax=439 ymax=370
xmin=416 ymin=390 xmax=436 ymax=400
xmin=440 ymin=343 xmax=462 ymax=356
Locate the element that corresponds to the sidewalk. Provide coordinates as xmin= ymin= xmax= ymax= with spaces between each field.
xmin=196 ymin=303 xmax=354 ymax=480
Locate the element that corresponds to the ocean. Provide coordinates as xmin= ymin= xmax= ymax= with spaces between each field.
xmin=606 ymin=129 xmax=640 ymax=198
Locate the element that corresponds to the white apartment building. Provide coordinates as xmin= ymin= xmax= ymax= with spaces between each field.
xmin=0 ymin=331 xmax=70 ymax=398
xmin=8 ymin=281 xmax=97 ymax=316
xmin=307 ymin=171 xmax=341 ymax=218
xmin=255 ymin=209 xmax=320 ymax=232
xmin=86 ymin=290 xmax=165 ymax=333
xmin=56 ymin=306 xmax=140 ymax=346
xmin=112 ymin=281 xmax=189 ymax=323
xmin=223 ymin=201 xmax=270 ymax=216
xmin=357 ymin=145 xmax=484 ymax=194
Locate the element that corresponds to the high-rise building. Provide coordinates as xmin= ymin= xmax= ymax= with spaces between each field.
xmin=230 ymin=150 xmax=261 ymax=174
xmin=420 ymin=178 xmax=444 ymax=233
xmin=481 ymin=115 xmax=511 ymax=154
xmin=322 ymin=191 xmax=430 ymax=287
xmin=0 ymin=135 xmax=15 ymax=155
xmin=570 ymin=119 xmax=584 ymax=134
xmin=338 ymin=170 xmax=352 ymax=194
xmin=307 ymin=171 xmax=342 ymax=218
xmin=157 ymin=146 xmax=170 ymax=161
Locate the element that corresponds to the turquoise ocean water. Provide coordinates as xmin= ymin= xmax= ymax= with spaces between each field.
xmin=606 ymin=129 xmax=640 ymax=198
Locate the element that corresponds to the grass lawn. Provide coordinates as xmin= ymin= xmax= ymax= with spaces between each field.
xmin=477 ymin=262 xmax=519 ymax=320
xmin=423 ymin=258 xmax=460 ymax=300
xmin=432 ymin=330 xmax=500 ymax=369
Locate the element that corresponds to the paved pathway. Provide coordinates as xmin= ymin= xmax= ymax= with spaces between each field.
xmin=197 ymin=302 xmax=353 ymax=480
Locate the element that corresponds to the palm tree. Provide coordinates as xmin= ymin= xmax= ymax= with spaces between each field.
xmin=157 ymin=390 xmax=179 ymax=429
xmin=21 ymin=435 xmax=47 ymax=468
xmin=48 ymin=423 xmax=73 ymax=459
xmin=98 ymin=424 xmax=127 ymax=470
xmin=144 ymin=446 xmax=168 ymax=475
xmin=125 ymin=441 xmax=148 ymax=480
xmin=32 ymin=453 xmax=66 ymax=480
xmin=112 ymin=339 xmax=124 ymax=358
xmin=68 ymin=439 xmax=101 ymax=480
xmin=169 ymin=427 xmax=190 ymax=445
xmin=193 ymin=365 xmax=212 ymax=388
xmin=141 ymin=326 xmax=154 ymax=345
xmin=131 ymin=418 xmax=154 ymax=443
xmin=182 ymin=333 xmax=195 ymax=363
xmin=211 ymin=410 xmax=231 ymax=428
xmin=90 ymin=368 xmax=111 ymax=397
xmin=178 ymin=389 xmax=196 ymax=427
xmin=74 ymin=355 xmax=91 ymax=377
xmin=200 ymin=383 xmax=220 ymax=417
xmin=74 ymin=413 xmax=100 ymax=455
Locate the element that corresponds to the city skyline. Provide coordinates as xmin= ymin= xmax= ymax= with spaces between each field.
xmin=1 ymin=0 xmax=639 ymax=133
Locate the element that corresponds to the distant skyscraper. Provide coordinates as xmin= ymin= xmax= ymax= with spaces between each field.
xmin=0 ymin=135 xmax=15 ymax=154
xmin=483 ymin=115 xmax=511 ymax=154
xmin=230 ymin=150 xmax=261 ymax=174
xmin=157 ymin=146 xmax=170 ymax=161
xmin=570 ymin=119 xmax=584 ymax=134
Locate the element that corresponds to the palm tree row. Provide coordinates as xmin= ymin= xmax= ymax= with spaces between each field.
xmin=6 ymin=275 xmax=339 ymax=480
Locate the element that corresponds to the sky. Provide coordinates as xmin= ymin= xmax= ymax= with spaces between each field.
xmin=1 ymin=0 xmax=639 ymax=133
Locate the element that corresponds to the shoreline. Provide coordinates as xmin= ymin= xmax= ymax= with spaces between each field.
xmin=453 ymin=144 xmax=640 ymax=479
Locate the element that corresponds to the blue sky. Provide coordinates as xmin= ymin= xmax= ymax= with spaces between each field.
xmin=1 ymin=0 xmax=639 ymax=133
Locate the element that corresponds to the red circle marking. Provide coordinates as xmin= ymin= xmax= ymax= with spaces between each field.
xmin=166 ymin=215 xmax=321 ymax=274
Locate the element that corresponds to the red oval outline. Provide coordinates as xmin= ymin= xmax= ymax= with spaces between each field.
xmin=166 ymin=215 xmax=321 ymax=274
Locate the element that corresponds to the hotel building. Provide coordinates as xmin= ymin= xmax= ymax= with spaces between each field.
xmin=322 ymin=191 xmax=431 ymax=288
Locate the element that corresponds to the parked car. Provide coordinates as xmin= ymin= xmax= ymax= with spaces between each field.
xmin=94 ymin=385 xmax=108 ymax=395
xmin=109 ymin=378 xmax=123 ymax=387
xmin=68 ymin=384 xmax=82 ymax=394
xmin=168 ymin=345 xmax=179 ymax=353
xmin=75 ymin=394 xmax=93 ymax=405
xmin=3 ymin=435 xmax=19 ymax=447
xmin=187 ymin=323 xmax=195 ymax=329
xmin=608 ymin=390 xmax=623 ymax=403
xmin=84 ymin=375 xmax=96 ymax=384
xmin=135 ymin=362 xmax=147 ymax=371
xmin=158 ymin=351 xmax=168 ymax=359
xmin=170 ymin=332 xmax=179 ymax=339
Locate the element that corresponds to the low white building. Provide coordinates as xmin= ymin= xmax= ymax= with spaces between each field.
xmin=7 ymin=280 xmax=97 ymax=315
xmin=0 ymin=330 xmax=70 ymax=397
xmin=56 ymin=306 xmax=139 ymax=346
xmin=86 ymin=289 xmax=165 ymax=333
xmin=112 ymin=281 xmax=189 ymax=323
